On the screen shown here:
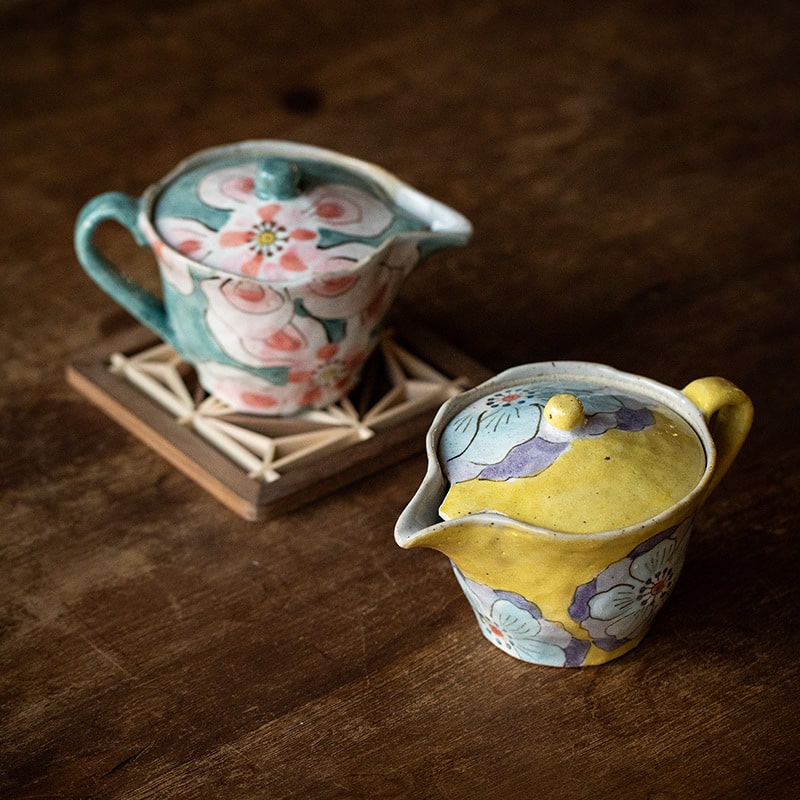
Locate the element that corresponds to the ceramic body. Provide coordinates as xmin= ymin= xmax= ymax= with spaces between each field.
xmin=75 ymin=141 xmax=471 ymax=415
xmin=395 ymin=362 xmax=753 ymax=667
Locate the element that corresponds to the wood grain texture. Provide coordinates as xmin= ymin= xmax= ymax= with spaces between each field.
xmin=1 ymin=1 xmax=799 ymax=798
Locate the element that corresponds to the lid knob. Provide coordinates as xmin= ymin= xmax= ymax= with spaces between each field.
xmin=255 ymin=157 xmax=301 ymax=200
xmin=544 ymin=393 xmax=585 ymax=430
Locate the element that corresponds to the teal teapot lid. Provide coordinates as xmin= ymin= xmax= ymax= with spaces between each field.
xmin=152 ymin=145 xmax=429 ymax=284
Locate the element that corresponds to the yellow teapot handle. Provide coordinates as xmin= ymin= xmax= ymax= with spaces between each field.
xmin=682 ymin=377 xmax=754 ymax=495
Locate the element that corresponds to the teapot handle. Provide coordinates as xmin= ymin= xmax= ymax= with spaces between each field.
xmin=682 ymin=377 xmax=754 ymax=495
xmin=74 ymin=192 xmax=176 ymax=348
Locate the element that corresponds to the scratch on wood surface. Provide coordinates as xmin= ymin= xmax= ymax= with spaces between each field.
xmin=61 ymin=600 xmax=138 ymax=679
xmin=221 ymin=743 xmax=262 ymax=774
xmin=76 ymin=630 xmax=136 ymax=680
xmin=149 ymin=574 xmax=185 ymax=622
xmin=101 ymin=745 xmax=151 ymax=778
xmin=373 ymin=556 xmax=397 ymax=588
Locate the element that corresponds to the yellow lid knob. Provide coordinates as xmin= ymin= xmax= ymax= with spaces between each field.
xmin=544 ymin=393 xmax=585 ymax=430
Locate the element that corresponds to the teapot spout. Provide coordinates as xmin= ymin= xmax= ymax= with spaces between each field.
xmin=396 ymin=504 xmax=543 ymax=592
xmin=390 ymin=183 xmax=472 ymax=258
xmin=394 ymin=466 xmax=519 ymax=573
xmin=394 ymin=462 xmax=450 ymax=551
xmin=395 ymin=512 xmax=482 ymax=558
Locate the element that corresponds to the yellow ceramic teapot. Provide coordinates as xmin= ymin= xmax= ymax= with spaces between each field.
xmin=395 ymin=362 xmax=753 ymax=667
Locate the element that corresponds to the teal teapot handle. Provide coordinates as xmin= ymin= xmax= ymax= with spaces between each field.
xmin=74 ymin=192 xmax=176 ymax=347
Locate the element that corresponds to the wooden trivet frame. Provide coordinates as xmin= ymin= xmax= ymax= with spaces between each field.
xmin=66 ymin=317 xmax=490 ymax=520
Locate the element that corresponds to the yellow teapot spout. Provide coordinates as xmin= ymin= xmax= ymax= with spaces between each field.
xmin=393 ymin=458 xmax=504 ymax=571
xmin=395 ymin=467 xmax=579 ymax=601
xmin=396 ymin=511 xmax=544 ymax=585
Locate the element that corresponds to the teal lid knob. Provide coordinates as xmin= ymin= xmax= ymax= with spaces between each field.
xmin=255 ymin=157 xmax=301 ymax=200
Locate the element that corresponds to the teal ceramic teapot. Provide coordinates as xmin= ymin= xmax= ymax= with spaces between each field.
xmin=75 ymin=141 xmax=471 ymax=415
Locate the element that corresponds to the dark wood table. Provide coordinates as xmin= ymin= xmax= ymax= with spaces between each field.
xmin=2 ymin=2 xmax=798 ymax=797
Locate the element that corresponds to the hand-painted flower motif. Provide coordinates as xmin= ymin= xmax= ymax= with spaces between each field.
xmin=194 ymin=361 xmax=285 ymax=413
xmin=194 ymin=334 xmax=369 ymax=415
xmin=285 ymin=337 xmax=369 ymax=410
xmin=192 ymin=233 xmax=419 ymax=409
xmin=301 ymin=238 xmax=419 ymax=324
xmin=195 ymin=279 xmax=375 ymax=414
xmin=440 ymin=383 xmax=653 ymax=484
xmin=156 ymin=163 xmax=395 ymax=283
xmin=569 ymin=520 xmax=692 ymax=651
xmin=201 ymin=277 xmax=300 ymax=369
xmin=454 ymin=567 xmax=590 ymax=667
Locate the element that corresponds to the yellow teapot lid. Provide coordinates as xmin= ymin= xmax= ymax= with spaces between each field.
xmin=438 ymin=379 xmax=706 ymax=533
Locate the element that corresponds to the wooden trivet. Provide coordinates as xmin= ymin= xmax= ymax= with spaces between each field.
xmin=66 ymin=318 xmax=491 ymax=520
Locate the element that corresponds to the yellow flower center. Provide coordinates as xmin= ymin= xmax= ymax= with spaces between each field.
xmin=316 ymin=363 xmax=345 ymax=385
xmin=256 ymin=230 xmax=277 ymax=247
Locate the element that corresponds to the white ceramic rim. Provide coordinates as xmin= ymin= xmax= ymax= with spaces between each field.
xmin=134 ymin=140 xmax=472 ymax=287
xmin=395 ymin=361 xmax=718 ymax=545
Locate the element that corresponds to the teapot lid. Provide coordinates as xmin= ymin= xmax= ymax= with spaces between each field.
xmin=438 ymin=375 xmax=706 ymax=533
xmin=151 ymin=146 xmax=429 ymax=284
